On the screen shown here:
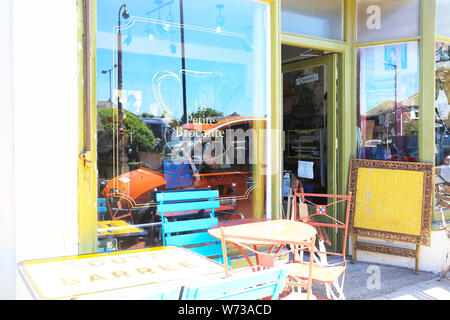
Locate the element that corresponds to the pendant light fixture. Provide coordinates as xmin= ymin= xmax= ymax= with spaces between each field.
xmin=216 ymin=4 xmax=224 ymax=33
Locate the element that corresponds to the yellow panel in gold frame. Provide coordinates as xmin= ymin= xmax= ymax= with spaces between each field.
xmin=348 ymin=159 xmax=433 ymax=246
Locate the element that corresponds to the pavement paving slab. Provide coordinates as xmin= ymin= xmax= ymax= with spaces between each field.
xmin=230 ymin=253 xmax=449 ymax=300
xmin=313 ymin=259 xmax=448 ymax=300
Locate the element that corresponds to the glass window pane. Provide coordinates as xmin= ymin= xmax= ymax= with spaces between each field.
xmin=96 ymin=0 xmax=271 ymax=251
xmin=435 ymin=41 xmax=450 ymax=183
xmin=436 ymin=0 xmax=450 ymax=38
xmin=357 ymin=42 xmax=419 ymax=162
xmin=281 ymin=0 xmax=343 ymax=41
xmin=283 ymin=64 xmax=329 ymax=195
xmin=357 ymin=0 xmax=420 ymax=43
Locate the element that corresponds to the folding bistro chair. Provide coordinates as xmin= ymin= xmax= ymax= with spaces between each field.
xmin=287 ymin=183 xmax=352 ymax=300
xmin=289 ymin=181 xmax=331 ymax=264
xmin=181 ymin=264 xmax=290 ymax=300
xmin=218 ymin=226 xmax=317 ymax=300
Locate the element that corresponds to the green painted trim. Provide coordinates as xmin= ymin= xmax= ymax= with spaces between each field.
xmin=328 ymin=54 xmax=337 ymax=198
xmin=420 ymin=0 xmax=437 ymax=221
xmin=270 ymin=0 xmax=282 ymax=219
xmin=356 ymin=36 xmax=421 ymax=48
xmin=282 ymin=54 xmax=333 ymax=71
xmin=339 ymin=0 xmax=356 ymax=197
xmin=334 ymin=0 xmax=357 ymax=253
xmin=281 ymin=32 xmax=349 ymax=53
xmin=89 ymin=0 xmax=99 ymax=253
xmin=419 ymin=0 xmax=436 ymax=164
xmin=329 ymin=53 xmax=338 ymax=251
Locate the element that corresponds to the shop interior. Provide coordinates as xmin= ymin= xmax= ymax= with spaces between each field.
xmin=281 ymin=44 xmax=335 ymax=201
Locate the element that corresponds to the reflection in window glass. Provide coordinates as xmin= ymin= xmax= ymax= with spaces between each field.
xmin=436 ymin=0 xmax=450 ymax=38
xmin=435 ymin=42 xmax=450 ymax=185
xmin=283 ymin=64 xmax=328 ymax=195
xmin=356 ymin=0 xmax=420 ymax=43
xmin=96 ymin=0 xmax=271 ymax=251
xmin=357 ymin=42 xmax=419 ymax=162
xmin=281 ymin=0 xmax=343 ymax=41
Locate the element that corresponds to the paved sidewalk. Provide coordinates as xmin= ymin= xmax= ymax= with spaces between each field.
xmin=371 ymin=277 xmax=450 ymax=300
xmin=309 ymin=259 xmax=449 ymax=300
xmin=230 ymin=254 xmax=449 ymax=300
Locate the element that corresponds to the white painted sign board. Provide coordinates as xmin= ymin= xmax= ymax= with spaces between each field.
xmin=18 ymin=246 xmax=224 ymax=300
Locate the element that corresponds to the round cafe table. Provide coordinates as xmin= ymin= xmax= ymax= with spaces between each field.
xmin=208 ymin=219 xmax=317 ymax=271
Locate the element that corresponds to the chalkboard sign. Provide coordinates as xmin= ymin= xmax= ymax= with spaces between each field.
xmin=285 ymin=129 xmax=325 ymax=187
xmin=286 ymin=129 xmax=322 ymax=160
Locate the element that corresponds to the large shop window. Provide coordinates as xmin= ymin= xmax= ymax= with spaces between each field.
xmin=356 ymin=42 xmax=419 ymax=162
xmin=356 ymin=0 xmax=420 ymax=43
xmin=95 ymin=0 xmax=271 ymax=251
xmin=435 ymin=41 xmax=450 ymax=184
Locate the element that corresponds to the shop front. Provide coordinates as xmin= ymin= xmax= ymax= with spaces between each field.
xmin=88 ymin=0 xmax=278 ymax=252
xmin=81 ymin=0 xmax=449 ymax=265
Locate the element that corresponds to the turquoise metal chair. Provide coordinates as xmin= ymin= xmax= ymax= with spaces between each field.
xmin=76 ymin=284 xmax=181 ymax=300
xmin=181 ymin=265 xmax=289 ymax=300
xmin=97 ymin=197 xmax=118 ymax=252
xmin=156 ymin=189 xmax=229 ymax=264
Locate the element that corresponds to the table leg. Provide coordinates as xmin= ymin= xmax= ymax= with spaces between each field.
xmin=230 ymin=242 xmax=257 ymax=272
xmin=253 ymin=245 xmax=261 ymax=271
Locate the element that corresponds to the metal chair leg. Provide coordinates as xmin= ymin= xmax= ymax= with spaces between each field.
xmin=439 ymin=265 xmax=449 ymax=281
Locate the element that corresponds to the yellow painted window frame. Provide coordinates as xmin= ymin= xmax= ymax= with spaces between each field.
xmin=77 ymin=0 xmax=282 ymax=252
xmin=77 ymin=0 xmax=97 ymax=254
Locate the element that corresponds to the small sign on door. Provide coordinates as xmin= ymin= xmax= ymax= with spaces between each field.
xmin=296 ymin=73 xmax=319 ymax=86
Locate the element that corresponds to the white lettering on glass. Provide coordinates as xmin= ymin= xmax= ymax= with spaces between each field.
xmin=366 ymin=5 xmax=381 ymax=30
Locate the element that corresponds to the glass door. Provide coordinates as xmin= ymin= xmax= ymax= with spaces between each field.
xmin=282 ymin=54 xmax=337 ymax=197
xmin=282 ymin=53 xmax=338 ymax=250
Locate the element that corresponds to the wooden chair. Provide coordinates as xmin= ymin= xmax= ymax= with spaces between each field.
xmin=218 ymin=226 xmax=316 ymax=300
xmin=156 ymin=189 xmax=230 ymax=264
xmin=287 ymin=183 xmax=352 ymax=300
xmin=181 ymin=264 xmax=290 ymax=300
